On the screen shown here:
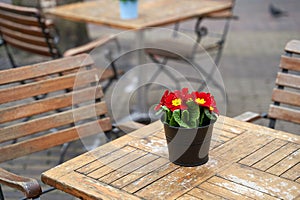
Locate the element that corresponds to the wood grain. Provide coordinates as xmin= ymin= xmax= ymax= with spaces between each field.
xmin=218 ymin=163 xmax=300 ymax=200
xmin=41 ymin=116 xmax=300 ymax=199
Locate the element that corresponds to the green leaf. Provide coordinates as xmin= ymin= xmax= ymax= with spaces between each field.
xmin=204 ymin=108 xmax=217 ymax=121
xmin=173 ymin=109 xmax=190 ymax=128
xmin=199 ymin=108 xmax=205 ymax=126
xmin=169 ymin=115 xmax=178 ymax=126
xmin=155 ymin=108 xmax=163 ymax=116
xmin=182 ymin=110 xmax=189 ymax=124
xmin=159 ymin=106 xmax=171 ymax=123
xmin=186 ymin=101 xmax=199 ymax=128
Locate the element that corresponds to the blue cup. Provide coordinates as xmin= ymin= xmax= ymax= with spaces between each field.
xmin=119 ymin=1 xmax=138 ymax=20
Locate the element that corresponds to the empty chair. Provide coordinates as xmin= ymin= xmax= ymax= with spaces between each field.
xmin=235 ymin=53 xmax=300 ymax=132
xmin=0 ymin=2 xmax=121 ymax=91
xmin=0 ymin=54 xmax=143 ymax=199
xmin=144 ymin=0 xmax=237 ymax=91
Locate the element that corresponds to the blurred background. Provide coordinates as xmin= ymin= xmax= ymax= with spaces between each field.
xmin=0 ymin=0 xmax=299 ymax=198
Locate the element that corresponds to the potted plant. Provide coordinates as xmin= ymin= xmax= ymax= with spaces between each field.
xmin=155 ymin=88 xmax=219 ymax=166
xmin=119 ymin=0 xmax=138 ymax=20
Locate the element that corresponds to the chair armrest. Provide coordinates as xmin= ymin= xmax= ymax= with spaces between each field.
xmin=63 ymin=35 xmax=118 ymax=57
xmin=234 ymin=111 xmax=262 ymax=122
xmin=0 ymin=168 xmax=41 ymax=199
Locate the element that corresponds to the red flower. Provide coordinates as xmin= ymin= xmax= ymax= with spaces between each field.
xmin=155 ymin=88 xmax=190 ymax=112
xmin=154 ymin=90 xmax=169 ymax=111
xmin=209 ymin=95 xmax=219 ymax=115
xmin=164 ymin=91 xmax=187 ymax=111
xmin=174 ymin=88 xmax=193 ymax=101
xmin=155 ymin=88 xmax=219 ymax=114
xmin=192 ymin=92 xmax=212 ymax=108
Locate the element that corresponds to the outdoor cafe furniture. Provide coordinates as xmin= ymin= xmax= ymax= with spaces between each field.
xmin=235 ymin=40 xmax=300 ymax=134
xmin=0 ymin=2 xmax=121 ymax=91
xmin=42 ymin=116 xmax=300 ymax=199
xmin=44 ymin=0 xmax=232 ymax=79
xmin=0 ymin=54 xmax=141 ymax=199
xmin=45 ymin=0 xmax=233 ymax=120
xmin=45 ymin=0 xmax=232 ymax=30
xmin=44 ymin=0 xmax=232 ymax=65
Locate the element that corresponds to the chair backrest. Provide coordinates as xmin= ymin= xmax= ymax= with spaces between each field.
xmin=268 ymin=55 xmax=300 ymax=128
xmin=0 ymin=54 xmax=112 ymax=163
xmin=0 ymin=2 xmax=61 ymax=66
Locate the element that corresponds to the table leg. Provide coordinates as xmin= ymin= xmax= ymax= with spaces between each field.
xmin=136 ymin=29 xmax=146 ymax=112
xmin=130 ymin=29 xmax=151 ymax=123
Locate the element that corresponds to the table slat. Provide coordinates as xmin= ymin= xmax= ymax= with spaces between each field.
xmin=218 ymin=163 xmax=300 ymax=200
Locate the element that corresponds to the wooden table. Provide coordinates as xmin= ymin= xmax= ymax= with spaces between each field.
xmin=42 ymin=116 xmax=300 ymax=200
xmin=45 ymin=0 xmax=232 ymax=30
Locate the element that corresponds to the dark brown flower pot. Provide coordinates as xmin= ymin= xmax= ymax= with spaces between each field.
xmin=163 ymin=121 xmax=215 ymax=167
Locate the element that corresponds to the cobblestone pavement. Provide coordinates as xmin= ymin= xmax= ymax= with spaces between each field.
xmin=0 ymin=0 xmax=299 ymax=199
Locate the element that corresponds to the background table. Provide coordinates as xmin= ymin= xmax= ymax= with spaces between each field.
xmin=45 ymin=0 xmax=233 ymax=121
xmin=42 ymin=116 xmax=300 ymax=199
xmin=45 ymin=0 xmax=232 ymax=29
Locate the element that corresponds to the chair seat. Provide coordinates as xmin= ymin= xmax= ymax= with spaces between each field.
xmin=145 ymin=39 xmax=221 ymax=60
xmin=100 ymin=68 xmax=124 ymax=81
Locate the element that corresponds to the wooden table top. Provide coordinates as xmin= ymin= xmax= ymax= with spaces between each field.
xmin=45 ymin=0 xmax=232 ymax=29
xmin=42 ymin=116 xmax=300 ymax=200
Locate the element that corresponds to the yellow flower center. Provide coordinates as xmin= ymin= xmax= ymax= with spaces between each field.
xmin=196 ymin=98 xmax=206 ymax=105
xmin=172 ymin=98 xmax=181 ymax=106
xmin=210 ymin=106 xmax=214 ymax=111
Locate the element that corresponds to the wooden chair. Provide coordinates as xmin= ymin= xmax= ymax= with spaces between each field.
xmin=144 ymin=0 xmax=238 ymax=91
xmin=0 ymin=54 xmax=142 ymax=199
xmin=0 ymin=2 xmax=121 ymax=91
xmin=284 ymin=39 xmax=300 ymax=56
xmin=234 ymin=50 xmax=300 ymax=130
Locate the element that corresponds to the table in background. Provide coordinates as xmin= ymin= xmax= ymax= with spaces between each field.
xmin=42 ymin=116 xmax=300 ymax=199
xmin=45 ymin=0 xmax=232 ymax=29
xmin=45 ymin=0 xmax=232 ymax=120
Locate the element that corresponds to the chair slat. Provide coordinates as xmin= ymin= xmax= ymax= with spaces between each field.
xmin=276 ymin=72 xmax=300 ymax=89
xmin=0 ymin=69 xmax=97 ymax=104
xmin=280 ymin=55 xmax=300 ymax=71
xmin=268 ymin=105 xmax=300 ymax=124
xmin=0 ymin=2 xmax=39 ymax=16
xmin=1 ymin=28 xmax=51 ymax=47
xmin=0 ymin=86 xmax=104 ymax=123
xmin=272 ymin=89 xmax=300 ymax=107
xmin=0 ymin=102 xmax=108 ymax=144
xmin=3 ymin=36 xmax=54 ymax=57
xmin=0 ymin=118 xmax=112 ymax=163
xmin=0 ymin=9 xmax=41 ymax=26
xmin=0 ymin=19 xmax=46 ymax=37
xmin=0 ymin=54 xmax=93 ymax=84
